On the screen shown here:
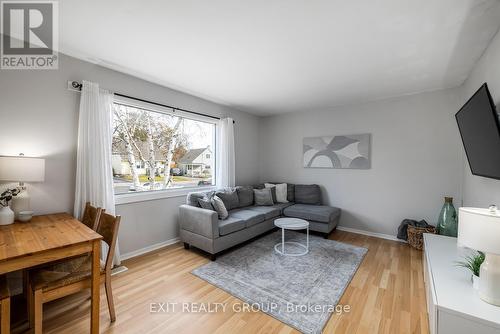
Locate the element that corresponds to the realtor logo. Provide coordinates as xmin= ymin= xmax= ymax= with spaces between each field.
xmin=1 ymin=1 xmax=58 ymax=69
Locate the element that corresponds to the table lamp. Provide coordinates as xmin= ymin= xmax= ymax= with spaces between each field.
xmin=458 ymin=207 xmax=500 ymax=306
xmin=0 ymin=154 xmax=45 ymax=220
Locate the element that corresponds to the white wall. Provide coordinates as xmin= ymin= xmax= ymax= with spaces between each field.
xmin=258 ymin=89 xmax=464 ymax=237
xmin=2 ymin=32 xmax=496 ymax=255
xmin=0 ymin=53 xmax=260 ymax=256
xmin=459 ymin=30 xmax=500 ymax=207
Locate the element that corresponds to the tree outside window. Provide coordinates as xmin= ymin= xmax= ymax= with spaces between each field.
xmin=112 ymin=103 xmax=215 ymax=194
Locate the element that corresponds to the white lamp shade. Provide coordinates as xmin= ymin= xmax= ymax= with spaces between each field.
xmin=0 ymin=156 xmax=45 ymax=182
xmin=458 ymin=207 xmax=500 ymax=255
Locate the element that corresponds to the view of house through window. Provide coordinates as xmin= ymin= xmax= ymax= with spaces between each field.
xmin=112 ymin=103 xmax=216 ymax=194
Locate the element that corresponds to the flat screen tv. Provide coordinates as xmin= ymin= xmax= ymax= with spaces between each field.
xmin=456 ymin=83 xmax=500 ymax=180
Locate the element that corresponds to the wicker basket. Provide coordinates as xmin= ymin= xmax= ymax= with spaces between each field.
xmin=407 ymin=225 xmax=436 ymax=250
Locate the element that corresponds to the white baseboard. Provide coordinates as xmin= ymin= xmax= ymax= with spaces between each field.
xmin=120 ymin=237 xmax=180 ymax=261
xmin=120 ymin=227 xmax=403 ymax=261
xmin=336 ymin=226 xmax=405 ymax=243
xmin=111 ymin=265 xmax=129 ymax=276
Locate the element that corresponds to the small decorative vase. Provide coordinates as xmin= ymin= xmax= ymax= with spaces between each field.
xmin=0 ymin=206 xmax=15 ymax=225
xmin=472 ymin=274 xmax=480 ymax=290
xmin=437 ymin=197 xmax=458 ymax=237
xmin=11 ymin=189 xmax=30 ymax=219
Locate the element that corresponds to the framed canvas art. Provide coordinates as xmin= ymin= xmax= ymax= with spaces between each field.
xmin=303 ymin=134 xmax=371 ymax=169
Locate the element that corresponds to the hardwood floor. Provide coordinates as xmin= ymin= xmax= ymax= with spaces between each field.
xmin=35 ymin=230 xmax=428 ymax=334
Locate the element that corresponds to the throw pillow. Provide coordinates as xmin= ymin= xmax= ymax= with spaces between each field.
xmin=198 ymin=197 xmax=214 ymax=211
xmin=295 ymin=184 xmax=321 ymax=205
xmin=265 ymin=183 xmax=288 ymax=203
xmin=268 ymin=186 xmax=277 ymax=203
xmin=211 ymin=195 xmax=229 ymax=219
xmin=236 ymin=186 xmax=254 ymax=207
xmin=261 ymin=183 xmax=277 ymax=202
xmin=215 ymin=189 xmax=239 ymax=211
xmin=187 ymin=192 xmax=206 ymax=207
xmin=253 ymin=188 xmax=274 ymax=206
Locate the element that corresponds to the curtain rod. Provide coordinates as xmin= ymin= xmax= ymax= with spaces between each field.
xmin=70 ymin=81 xmax=234 ymax=123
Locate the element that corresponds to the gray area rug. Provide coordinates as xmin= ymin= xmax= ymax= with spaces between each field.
xmin=192 ymin=231 xmax=367 ymax=334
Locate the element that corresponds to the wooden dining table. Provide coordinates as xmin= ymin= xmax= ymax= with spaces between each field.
xmin=0 ymin=213 xmax=103 ymax=333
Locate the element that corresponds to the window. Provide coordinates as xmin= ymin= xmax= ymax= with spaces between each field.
xmin=112 ymin=102 xmax=216 ymax=194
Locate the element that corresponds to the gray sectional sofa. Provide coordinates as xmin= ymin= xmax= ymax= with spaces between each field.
xmin=179 ymin=183 xmax=340 ymax=260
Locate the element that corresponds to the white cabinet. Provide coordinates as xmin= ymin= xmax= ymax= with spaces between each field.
xmin=423 ymin=234 xmax=500 ymax=334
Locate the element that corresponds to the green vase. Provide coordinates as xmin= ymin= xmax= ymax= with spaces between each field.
xmin=437 ymin=197 xmax=458 ymax=237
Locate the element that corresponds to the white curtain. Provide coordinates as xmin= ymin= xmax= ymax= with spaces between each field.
xmin=216 ymin=118 xmax=235 ymax=188
xmin=74 ymin=80 xmax=121 ymax=266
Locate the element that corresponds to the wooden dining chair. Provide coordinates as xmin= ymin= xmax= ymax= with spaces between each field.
xmin=81 ymin=202 xmax=103 ymax=231
xmin=23 ymin=203 xmax=102 ymax=305
xmin=0 ymin=276 xmax=10 ymax=334
xmin=28 ymin=212 xmax=121 ymax=334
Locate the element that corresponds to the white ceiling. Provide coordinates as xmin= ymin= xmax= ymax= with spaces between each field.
xmin=60 ymin=0 xmax=500 ymax=116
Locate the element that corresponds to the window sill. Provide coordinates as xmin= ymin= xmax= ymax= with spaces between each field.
xmin=115 ymin=186 xmax=216 ymax=205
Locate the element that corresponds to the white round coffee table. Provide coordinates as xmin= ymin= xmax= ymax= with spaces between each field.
xmin=274 ymin=218 xmax=309 ymax=256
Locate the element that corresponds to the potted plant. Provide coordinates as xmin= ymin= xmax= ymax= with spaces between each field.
xmin=0 ymin=188 xmax=20 ymax=225
xmin=456 ymin=251 xmax=485 ymax=290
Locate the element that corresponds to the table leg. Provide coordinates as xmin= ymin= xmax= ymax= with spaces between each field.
xmin=306 ymin=227 xmax=309 ymax=251
xmin=91 ymin=240 xmax=100 ymax=334
xmin=1 ymin=296 xmax=10 ymax=334
xmin=282 ymin=228 xmax=285 ymax=254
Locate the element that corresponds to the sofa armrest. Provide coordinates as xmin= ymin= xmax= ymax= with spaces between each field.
xmin=179 ymin=205 xmax=219 ymax=239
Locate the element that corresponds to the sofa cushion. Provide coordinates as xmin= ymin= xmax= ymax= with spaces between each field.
xmin=247 ymin=206 xmax=281 ymax=220
xmin=187 ymin=191 xmax=214 ymax=207
xmin=286 ymin=183 xmax=295 ymax=202
xmin=230 ymin=209 xmax=266 ymax=227
xmin=283 ymin=204 xmax=340 ymax=223
xmin=218 ymin=216 xmax=246 ymax=235
xmin=253 ymin=188 xmax=274 ymax=206
xmin=215 ymin=189 xmax=239 ymax=211
xmin=295 ymin=184 xmax=321 ymax=205
xmin=272 ymin=202 xmax=294 ymax=215
xmin=236 ymin=186 xmax=254 ymax=207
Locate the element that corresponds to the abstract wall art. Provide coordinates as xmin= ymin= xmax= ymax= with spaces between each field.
xmin=303 ymin=134 xmax=371 ymax=169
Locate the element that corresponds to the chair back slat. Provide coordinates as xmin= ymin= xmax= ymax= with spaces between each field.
xmin=97 ymin=212 xmax=121 ymax=271
xmin=0 ymin=275 xmax=9 ymax=300
xmin=81 ymin=202 xmax=103 ymax=231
